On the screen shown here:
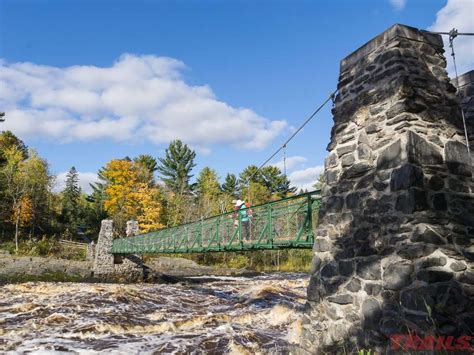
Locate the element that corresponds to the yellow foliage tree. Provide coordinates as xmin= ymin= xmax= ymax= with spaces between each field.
xmin=135 ymin=183 xmax=163 ymax=232
xmin=102 ymin=159 xmax=163 ymax=233
xmin=12 ymin=196 xmax=34 ymax=228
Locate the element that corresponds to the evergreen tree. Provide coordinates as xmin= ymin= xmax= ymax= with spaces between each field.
xmin=261 ymin=166 xmax=296 ymax=196
xmin=196 ymin=167 xmax=221 ymax=217
xmin=134 ymin=154 xmax=157 ymax=186
xmin=134 ymin=154 xmax=158 ymax=174
xmin=157 ymin=140 xmax=196 ymax=195
xmin=238 ymin=165 xmax=295 ymax=204
xmin=61 ymin=166 xmax=82 ymax=235
xmin=221 ymin=173 xmax=239 ymax=197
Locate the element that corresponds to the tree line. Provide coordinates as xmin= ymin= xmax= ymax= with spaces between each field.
xmin=0 ymin=131 xmax=306 ymax=254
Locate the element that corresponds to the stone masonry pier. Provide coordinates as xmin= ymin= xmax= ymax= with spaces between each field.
xmin=93 ymin=220 xmax=144 ymax=280
xmin=302 ymin=24 xmax=473 ymax=353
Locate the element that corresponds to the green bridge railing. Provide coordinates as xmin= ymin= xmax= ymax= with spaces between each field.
xmin=112 ymin=190 xmax=321 ymax=254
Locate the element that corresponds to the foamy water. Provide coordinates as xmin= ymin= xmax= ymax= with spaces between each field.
xmin=0 ymin=273 xmax=308 ymax=354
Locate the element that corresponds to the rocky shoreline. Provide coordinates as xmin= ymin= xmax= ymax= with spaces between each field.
xmin=0 ymin=251 xmax=257 ymax=284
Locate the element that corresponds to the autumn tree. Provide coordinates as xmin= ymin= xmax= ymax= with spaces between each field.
xmin=102 ymin=159 xmax=163 ymax=233
xmin=0 ymin=147 xmax=51 ymax=251
xmin=0 ymin=131 xmax=28 ymax=165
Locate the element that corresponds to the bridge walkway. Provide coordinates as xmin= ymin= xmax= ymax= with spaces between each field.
xmin=111 ymin=191 xmax=321 ymax=254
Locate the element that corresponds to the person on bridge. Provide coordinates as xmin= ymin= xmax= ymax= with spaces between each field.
xmin=233 ymin=199 xmax=251 ymax=241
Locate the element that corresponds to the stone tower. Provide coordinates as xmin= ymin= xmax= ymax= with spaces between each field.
xmin=302 ymin=24 xmax=473 ymax=353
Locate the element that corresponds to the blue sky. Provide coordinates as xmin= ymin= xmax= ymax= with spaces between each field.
xmin=1 ymin=0 xmax=473 ymax=192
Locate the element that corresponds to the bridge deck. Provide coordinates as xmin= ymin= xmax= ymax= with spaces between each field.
xmin=111 ymin=191 xmax=321 ymax=254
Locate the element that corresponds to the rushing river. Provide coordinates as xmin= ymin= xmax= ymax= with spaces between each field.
xmin=0 ymin=273 xmax=308 ymax=354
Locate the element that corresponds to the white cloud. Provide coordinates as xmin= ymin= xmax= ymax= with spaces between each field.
xmin=389 ymin=0 xmax=407 ymax=11
xmin=272 ymin=155 xmax=307 ymax=172
xmin=288 ymin=165 xmax=324 ymax=191
xmin=0 ymin=54 xmax=286 ymax=150
xmin=54 ymin=171 xmax=99 ymax=194
xmin=429 ymin=0 xmax=474 ymax=76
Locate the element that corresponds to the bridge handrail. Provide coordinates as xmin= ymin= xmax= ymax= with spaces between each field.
xmin=125 ymin=189 xmax=320 ymax=236
xmin=112 ymin=190 xmax=321 ymax=254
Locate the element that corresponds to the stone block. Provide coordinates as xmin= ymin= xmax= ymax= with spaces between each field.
xmin=407 ymin=131 xmax=443 ymax=166
xmin=427 ymin=175 xmax=444 ymax=190
xmin=321 ymin=262 xmax=338 ymax=278
xmin=412 ymin=226 xmax=446 ymax=245
xmin=432 ymin=193 xmax=447 ymax=211
xmin=377 ymin=139 xmax=402 ymax=170
xmin=337 ymin=144 xmax=357 ymax=158
xmin=390 ymin=164 xmax=424 ymax=191
xmin=357 ymin=143 xmax=372 ymax=160
xmin=341 ymin=154 xmax=355 ymax=167
xmin=445 ymin=140 xmax=471 ymax=176
xmin=342 ymin=162 xmax=373 ymax=179
xmin=364 ymin=283 xmax=382 ymax=296
xmin=325 ymin=153 xmax=338 ymax=169
xmin=449 ymin=261 xmax=467 ymax=272
xmin=346 ymin=278 xmax=361 ymax=292
xmin=418 ymin=256 xmax=447 ymax=268
xmin=361 ymin=298 xmax=382 ymax=329
xmin=327 ymin=294 xmax=353 ymax=305
xmin=383 ymin=261 xmax=414 ymax=290
xmin=356 ymin=259 xmax=381 ymax=280
xmin=339 ymin=260 xmax=354 ymax=277
xmin=395 ymin=187 xmax=428 ymax=213
xmin=416 ymin=269 xmax=453 ymax=283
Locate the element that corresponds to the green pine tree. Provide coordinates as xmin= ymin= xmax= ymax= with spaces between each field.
xmin=157 ymin=140 xmax=196 ymax=195
xmin=221 ymin=173 xmax=239 ymax=197
xmin=134 ymin=154 xmax=158 ymax=186
xmin=62 ymin=166 xmax=82 ymax=236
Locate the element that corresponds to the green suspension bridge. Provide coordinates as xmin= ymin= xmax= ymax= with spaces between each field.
xmin=112 ymin=191 xmax=321 ymax=254
xmin=112 ymin=87 xmax=334 ymax=255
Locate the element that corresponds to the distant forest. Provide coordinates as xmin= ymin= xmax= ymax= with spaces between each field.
xmin=0 ymin=131 xmax=318 ymax=270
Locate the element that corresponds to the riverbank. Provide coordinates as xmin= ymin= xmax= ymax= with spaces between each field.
xmin=0 ymin=252 xmax=258 ymax=284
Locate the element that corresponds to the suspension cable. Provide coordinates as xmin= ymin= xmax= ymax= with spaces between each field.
xmin=283 ymin=144 xmax=287 ymax=176
xmin=244 ymin=90 xmax=337 ymax=186
xmin=446 ymin=28 xmax=473 ymax=178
